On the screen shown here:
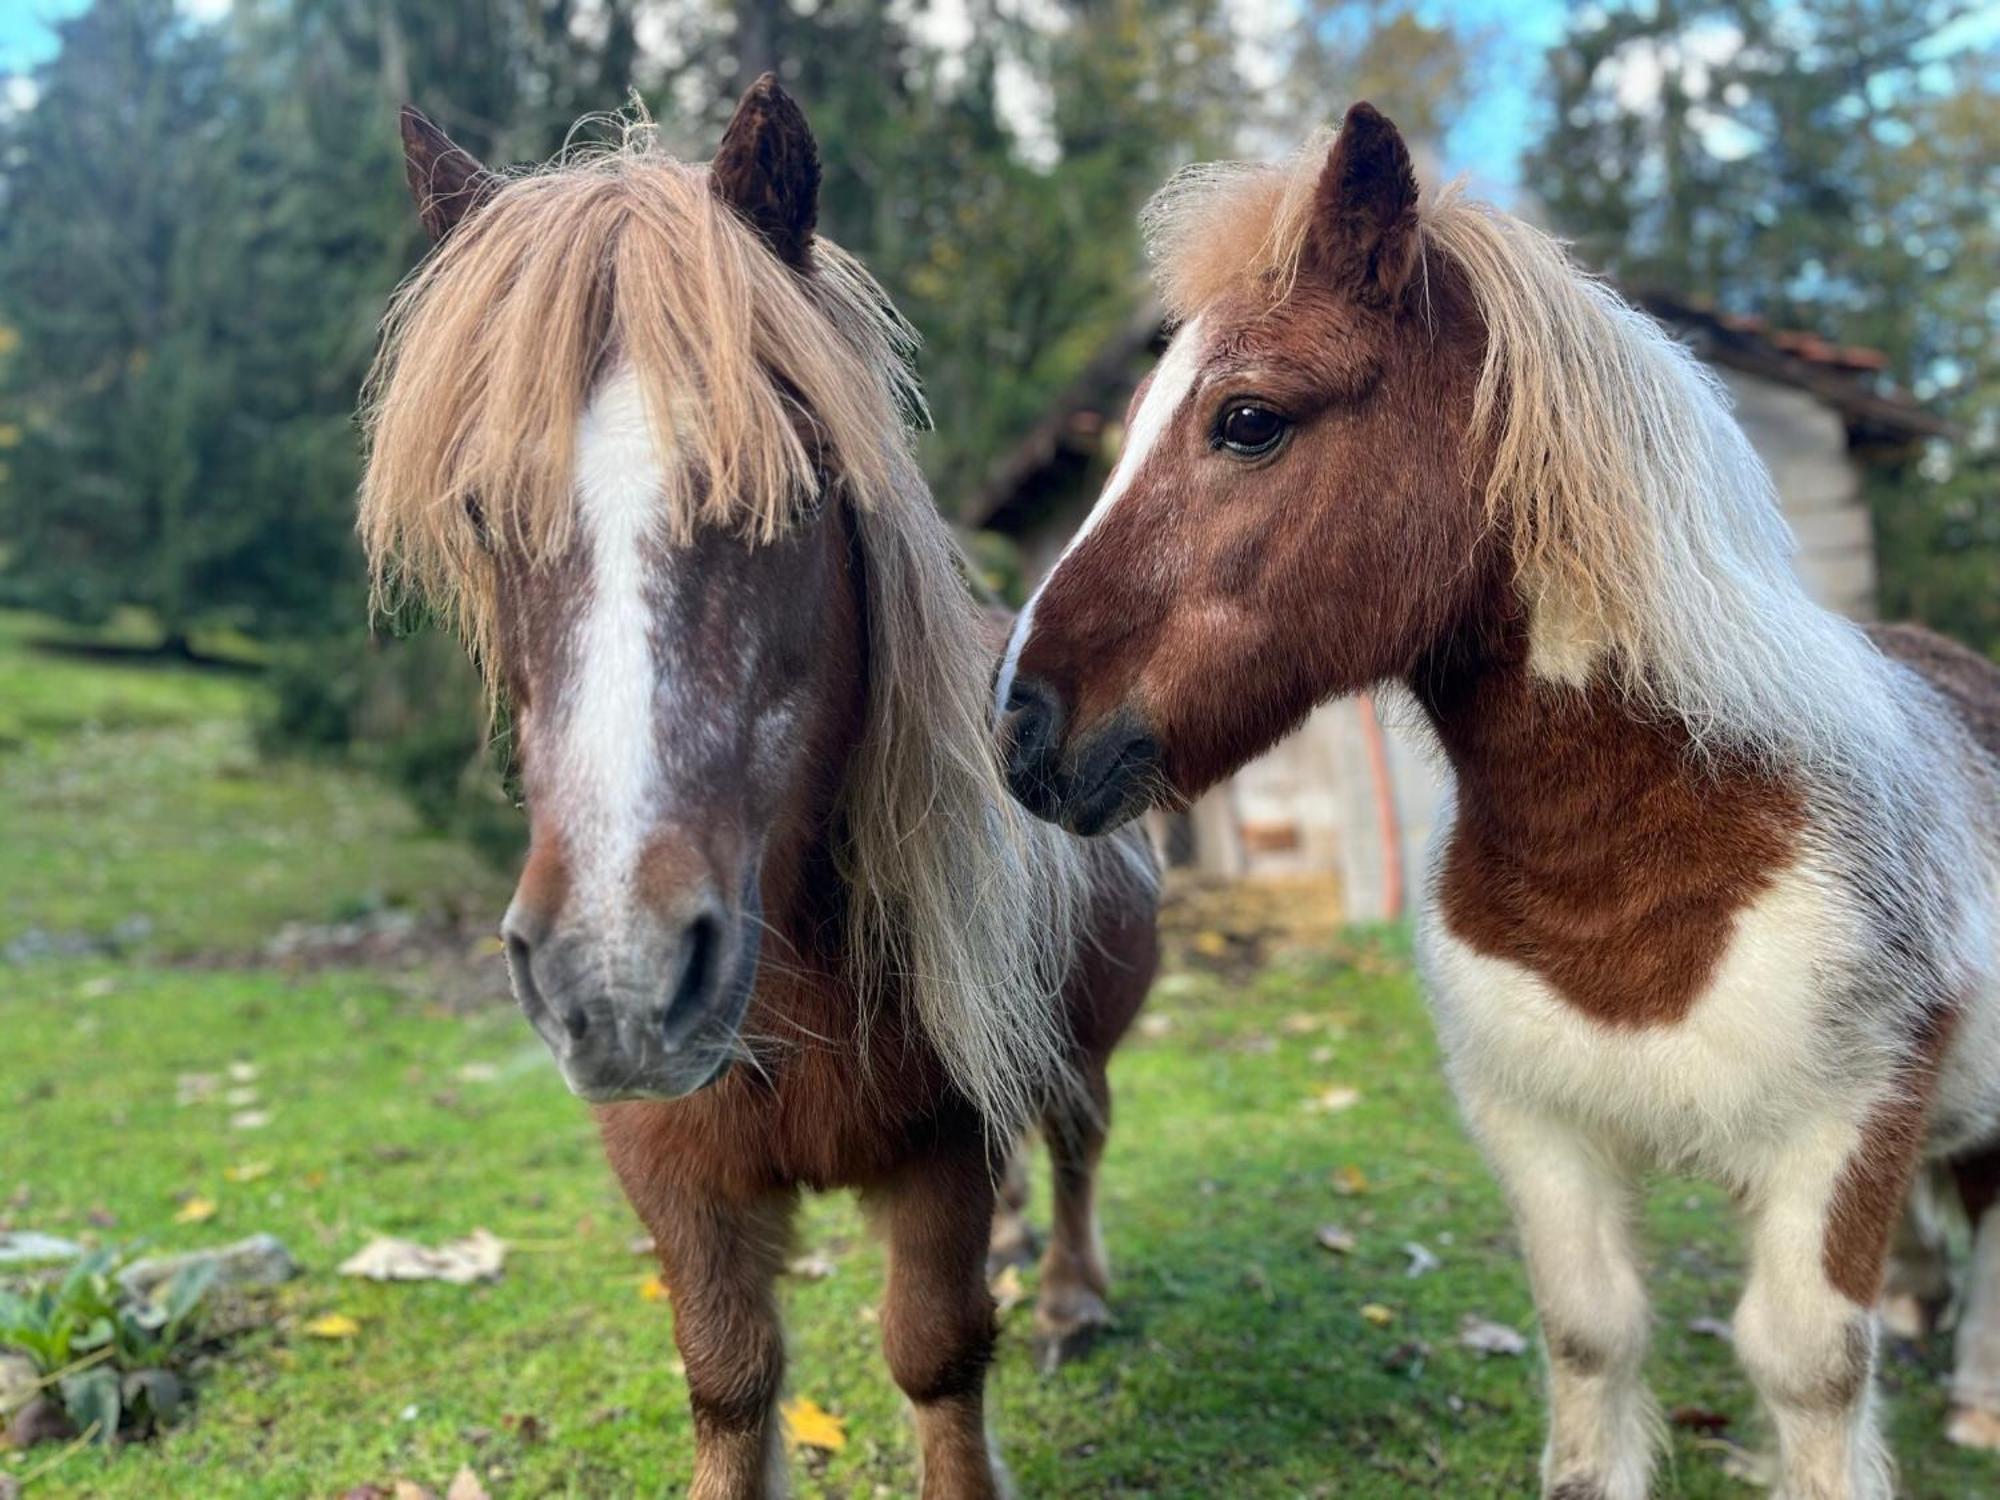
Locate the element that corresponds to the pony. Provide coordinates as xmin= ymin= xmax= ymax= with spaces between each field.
xmin=359 ymin=78 xmax=1159 ymax=1500
xmin=994 ymin=101 xmax=2000 ymax=1500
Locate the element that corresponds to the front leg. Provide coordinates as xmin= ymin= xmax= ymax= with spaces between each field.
xmin=874 ymin=1141 xmax=1008 ymax=1499
xmin=1466 ymin=1090 xmax=1658 ymax=1500
xmin=624 ymin=1168 xmax=795 ymax=1500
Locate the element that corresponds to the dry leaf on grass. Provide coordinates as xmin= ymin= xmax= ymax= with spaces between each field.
xmin=173 ymin=1195 xmax=216 ymax=1225
xmin=304 ymin=1313 xmax=360 ymax=1339
xmin=638 ymin=1274 xmax=670 ymax=1302
xmin=445 ymin=1466 xmax=490 ymax=1500
xmin=1457 ymin=1316 xmax=1528 ymax=1356
xmin=339 ymin=1229 xmax=505 ymax=1285
xmin=989 ymin=1264 xmax=1026 ymax=1316
xmin=1402 ymin=1242 xmax=1440 ymax=1278
xmin=1360 ymin=1303 xmax=1395 ymax=1327
xmin=1136 ymin=1014 xmax=1175 ymax=1038
xmin=1304 ymin=1086 xmax=1361 ymax=1114
xmin=229 ymin=1109 xmax=272 ymax=1131
xmin=223 ymin=1161 xmax=272 ymax=1183
xmin=781 ymin=1397 xmax=846 ymax=1453
xmin=1330 ymin=1165 xmax=1369 ymax=1196
xmin=786 ymin=1251 xmax=836 ymax=1281
xmin=1314 ymin=1225 xmax=1356 ymax=1255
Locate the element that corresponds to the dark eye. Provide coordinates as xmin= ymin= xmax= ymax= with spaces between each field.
xmin=1216 ymin=404 xmax=1289 ymax=457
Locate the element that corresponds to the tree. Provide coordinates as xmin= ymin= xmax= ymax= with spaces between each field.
xmin=1527 ymin=0 xmax=1998 ymax=656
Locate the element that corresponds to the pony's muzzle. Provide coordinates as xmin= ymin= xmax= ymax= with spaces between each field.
xmin=1001 ymin=675 xmax=1162 ymax=837
xmin=501 ymin=880 xmax=760 ymax=1102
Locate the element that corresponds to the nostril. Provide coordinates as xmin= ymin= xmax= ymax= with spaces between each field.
xmin=561 ymin=1006 xmax=589 ymax=1040
xmin=663 ymin=913 xmax=720 ymax=1032
xmin=503 ymin=928 xmax=534 ymax=973
xmin=1004 ymin=676 xmax=1063 ymax=768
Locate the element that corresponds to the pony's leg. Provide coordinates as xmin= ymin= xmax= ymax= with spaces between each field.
xmin=1467 ymin=1091 xmax=1657 ymax=1500
xmin=1733 ymin=1126 xmax=1897 ymax=1500
xmin=876 ymin=1142 xmax=1008 ymax=1500
xmin=1949 ymin=1149 xmax=2000 ymax=1448
xmin=1879 ymin=1167 xmax=1953 ymax=1339
xmin=644 ymin=1186 xmax=795 ymax=1500
xmin=1034 ymin=1067 xmax=1113 ymax=1370
xmin=987 ymin=1141 xmax=1037 ymax=1276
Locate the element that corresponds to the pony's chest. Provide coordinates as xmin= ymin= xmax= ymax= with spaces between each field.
xmin=1418 ymin=854 xmax=1859 ymax=1166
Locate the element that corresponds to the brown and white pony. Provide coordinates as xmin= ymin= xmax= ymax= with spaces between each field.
xmin=359 ymin=80 xmax=1158 ymax=1500
xmin=996 ymin=102 xmax=2000 ymax=1500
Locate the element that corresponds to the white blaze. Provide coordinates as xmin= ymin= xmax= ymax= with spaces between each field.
xmin=993 ymin=314 xmax=1208 ymax=719
xmin=559 ymin=365 xmax=667 ymax=926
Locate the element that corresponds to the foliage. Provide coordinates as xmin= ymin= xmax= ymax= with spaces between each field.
xmin=0 ymin=1247 xmax=217 ymax=1444
xmin=1528 ymin=0 xmax=1999 ymax=656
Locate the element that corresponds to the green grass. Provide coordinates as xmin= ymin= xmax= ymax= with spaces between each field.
xmin=1 ymin=616 xmax=1996 ymax=1497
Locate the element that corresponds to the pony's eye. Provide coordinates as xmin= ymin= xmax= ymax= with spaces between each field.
xmin=1216 ymin=404 xmax=1289 ymax=457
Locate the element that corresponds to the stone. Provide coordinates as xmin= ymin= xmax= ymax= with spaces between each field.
xmin=117 ymin=1232 xmax=301 ymax=1298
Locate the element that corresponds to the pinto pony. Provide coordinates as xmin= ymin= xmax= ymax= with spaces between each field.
xmin=359 ymin=80 xmax=1158 ymax=1499
xmin=997 ymin=103 xmax=2000 ymax=1500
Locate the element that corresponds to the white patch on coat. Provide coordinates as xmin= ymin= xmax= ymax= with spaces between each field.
xmin=557 ymin=364 xmax=668 ymax=927
xmin=993 ymin=314 xmax=1209 ymax=720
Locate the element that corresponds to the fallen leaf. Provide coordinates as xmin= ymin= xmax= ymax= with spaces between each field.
xmin=1305 ymin=1086 xmax=1361 ymax=1114
xmin=299 ymin=1169 xmax=327 ymax=1191
xmin=456 ymin=1063 xmax=499 ymax=1083
xmin=1136 ymin=1014 xmax=1174 ymax=1038
xmin=1314 ymin=1225 xmax=1357 ymax=1255
xmin=391 ymin=1483 xmax=435 ymax=1500
xmin=174 ymin=1195 xmax=217 ymax=1225
xmin=1402 ymin=1242 xmax=1440 ymax=1278
xmin=223 ymin=1161 xmax=272 ymax=1184
xmin=786 ymin=1251 xmax=836 ymax=1281
xmin=1360 ymin=1303 xmax=1395 ymax=1327
xmin=227 ymin=1062 xmax=260 ymax=1083
xmin=1190 ymin=930 xmax=1229 ymax=957
xmin=1331 ymin=1165 xmax=1370 ymax=1197
xmin=1458 ymin=1316 xmax=1528 ymax=1356
xmin=229 ymin=1109 xmax=272 ymax=1131
xmin=638 ymin=1274 xmax=670 ymax=1302
xmin=304 ymin=1313 xmax=360 ymax=1339
xmin=628 ymin=1235 xmax=656 ymax=1256
xmin=445 ymin=1466 xmax=490 ymax=1500
xmin=1281 ymin=1012 xmax=1322 ymax=1035
xmin=339 ymin=1230 xmax=505 ymax=1285
xmin=781 ymin=1396 xmax=847 ymax=1452
xmin=989 ymin=1264 xmax=1025 ymax=1316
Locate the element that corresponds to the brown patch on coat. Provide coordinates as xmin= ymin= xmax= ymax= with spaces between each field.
xmin=1424 ymin=627 xmax=1805 ymax=1027
xmin=1548 ymin=1329 xmax=1609 ymax=1378
xmin=1823 ymin=1002 xmax=1961 ymax=1303
xmin=710 ymin=73 xmax=820 ymax=267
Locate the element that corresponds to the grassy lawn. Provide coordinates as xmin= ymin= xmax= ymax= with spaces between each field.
xmin=2 ymin=619 xmax=1996 ymax=1497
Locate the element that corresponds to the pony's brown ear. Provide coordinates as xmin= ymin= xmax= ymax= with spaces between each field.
xmin=1305 ymin=102 xmax=1420 ymax=307
xmin=711 ymin=73 xmax=820 ymax=268
xmin=400 ymin=106 xmax=499 ymax=243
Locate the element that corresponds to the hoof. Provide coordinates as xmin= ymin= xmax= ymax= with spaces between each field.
xmin=1947 ymin=1405 xmax=2000 ymax=1450
xmin=1032 ymin=1288 xmax=1111 ymax=1373
xmin=986 ymin=1216 xmax=1039 ymax=1279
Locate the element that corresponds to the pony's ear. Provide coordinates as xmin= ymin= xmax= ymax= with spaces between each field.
xmin=1304 ymin=102 xmax=1421 ymax=307
xmin=400 ymin=106 xmax=499 ymax=243
xmin=710 ymin=72 xmax=820 ymax=268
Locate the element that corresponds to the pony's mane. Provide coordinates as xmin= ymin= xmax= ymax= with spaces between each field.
xmin=359 ymin=124 xmax=1094 ymax=1131
xmin=1143 ymin=130 xmax=1901 ymax=773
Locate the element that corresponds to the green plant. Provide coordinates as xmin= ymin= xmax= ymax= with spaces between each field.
xmin=0 ymin=1247 xmax=218 ymax=1445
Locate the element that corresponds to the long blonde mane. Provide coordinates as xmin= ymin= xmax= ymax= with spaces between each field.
xmin=359 ymin=125 xmax=1094 ymax=1130
xmin=1143 ymin=130 xmax=1901 ymax=774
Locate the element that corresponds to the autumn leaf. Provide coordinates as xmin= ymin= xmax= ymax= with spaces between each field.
xmin=304 ymin=1313 xmax=361 ymax=1339
xmin=1315 ymin=1225 xmax=1356 ymax=1255
xmin=1331 ymin=1164 xmax=1370 ymax=1196
xmin=1360 ymin=1303 xmax=1395 ymax=1327
xmin=174 ymin=1195 xmax=217 ymax=1224
xmin=989 ymin=1264 xmax=1026 ymax=1316
xmin=445 ymin=1466 xmax=491 ymax=1500
xmin=782 ymin=1396 xmax=847 ymax=1452
xmin=223 ymin=1161 xmax=272 ymax=1183
xmin=1458 ymin=1316 xmax=1528 ymax=1356
xmin=1305 ymin=1086 xmax=1361 ymax=1114
xmin=638 ymin=1274 xmax=670 ymax=1302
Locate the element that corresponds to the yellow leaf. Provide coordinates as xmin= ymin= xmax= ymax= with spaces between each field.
xmin=1331 ymin=1164 xmax=1370 ymax=1197
xmin=1361 ymin=1303 xmax=1395 ymax=1327
xmin=638 ymin=1273 xmax=670 ymax=1302
xmin=304 ymin=1313 xmax=360 ymax=1339
xmin=299 ymin=1170 xmax=327 ymax=1191
xmin=1190 ymin=930 xmax=1229 ymax=957
xmin=782 ymin=1396 xmax=847 ymax=1452
xmin=223 ymin=1161 xmax=272 ymax=1183
xmin=174 ymin=1195 xmax=217 ymax=1224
